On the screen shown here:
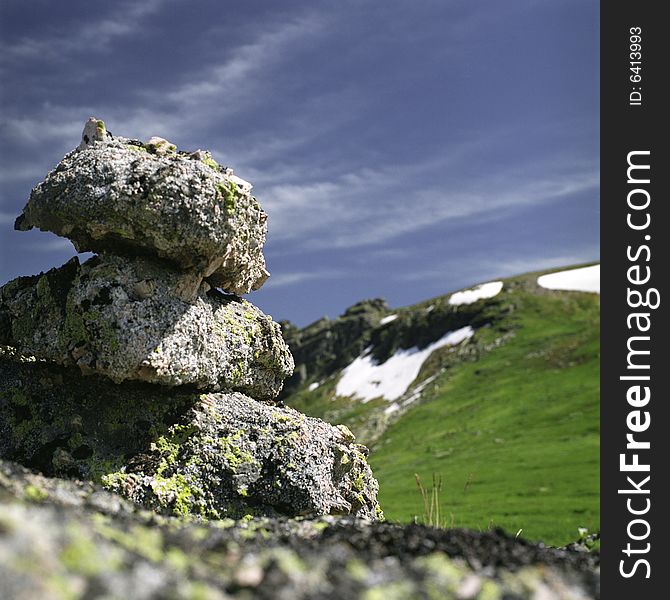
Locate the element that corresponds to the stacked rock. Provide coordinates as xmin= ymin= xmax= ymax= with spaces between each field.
xmin=0 ymin=118 xmax=382 ymax=520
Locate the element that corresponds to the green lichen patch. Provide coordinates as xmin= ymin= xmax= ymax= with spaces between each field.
xmin=1 ymin=254 xmax=292 ymax=397
xmin=202 ymin=156 xmax=220 ymax=171
xmin=150 ymin=473 xmax=200 ymax=518
xmin=92 ymin=394 xmax=380 ymax=520
xmin=215 ymin=180 xmax=237 ymax=216
xmin=218 ymin=431 xmax=255 ymax=471
xmin=23 ymin=483 xmax=48 ymax=503
xmin=125 ymin=143 xmax=148 ymax=153
xmin=60 ymin=524 xmax=120 ymax=576
xmin=95 ymin=521 xmax=165 ymax=563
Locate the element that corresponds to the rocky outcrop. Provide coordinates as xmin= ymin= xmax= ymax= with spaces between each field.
xmin=15 ymin=118 xmax=268 ymax=295
xmin=279 ymin=294 xmax=499 ymax=398
xmin=0 ymin=254 xmax=293 ymax=399
xmin=279 ymin=299 xmax=389 ymax=392
xmin=0 ymin=347 xmax=380 ymax=521
xmin=0 ymin=117 xmax=381 ymax=523
xmin=0 ymin=459 xmax=600 ymax=600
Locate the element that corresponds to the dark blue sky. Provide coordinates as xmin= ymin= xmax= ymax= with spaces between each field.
xmin=0 ymin=0 xmax=599 ymax=326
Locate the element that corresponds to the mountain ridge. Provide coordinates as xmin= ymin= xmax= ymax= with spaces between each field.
xmin=280 ymin=262 xmax=600 ymax=545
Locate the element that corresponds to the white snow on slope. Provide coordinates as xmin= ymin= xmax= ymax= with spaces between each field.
xmin=308 ymin=382 xmax=320 ymax=392
xmin=384 ymin=373 xmax=439 ymax=416
xmin=335 ymin=326 xmax=474 ymax=402
xmin=537 ymin=265 xmax=600 ymax=293
xmin=449 ymin=282 xmax=503 ymax=306
xmin=379 ymin=314 xmax=398 ymax=325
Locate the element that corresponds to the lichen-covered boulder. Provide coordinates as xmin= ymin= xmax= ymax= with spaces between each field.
xmin=103 ymin=392 xmax=381 ymax=520
xmin=0 ymin=351 xmax=381 ymax=521
xmin=0 ymin=254 xmax=293 ymax=399
xmin=15 ymin=118 xmax=269 ymax=295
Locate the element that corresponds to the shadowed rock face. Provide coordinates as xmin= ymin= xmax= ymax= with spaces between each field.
xmin=15 ymin=133 xmax=269 ymax=295
xmin=0 ymin=350 xmax=380 ymax=521
xmin=0 ymin=255 xmax=293 ymax=399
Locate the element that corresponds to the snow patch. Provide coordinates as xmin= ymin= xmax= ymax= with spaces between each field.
xmin=307 ymin=382 xmax=320 ymax=392
xmin=335 ymin=326 xmax=474 ymax=402
xmin=384 ymin=373 xmax=439 ymax=415
xmin=379 ymin=314 xmax=398 ymax=325
xmin=449 ymin=282 xmax=503 ymax=306
xmin=537 ymin=265 xmax=600 ymax=293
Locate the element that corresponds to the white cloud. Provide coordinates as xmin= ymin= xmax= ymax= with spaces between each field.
xmin=1 ymin=112 xmax=84 ymax=147
xmin=0 ymin=13 xmax=328 ymax=154
xmin=0 ymin=4 xmax=598 ymax=280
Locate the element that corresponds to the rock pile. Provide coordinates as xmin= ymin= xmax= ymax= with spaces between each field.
xmin=0 ymin=118 xmax=382 ymax=520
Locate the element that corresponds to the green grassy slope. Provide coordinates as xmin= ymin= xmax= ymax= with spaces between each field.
xmin=283 ymin=266 xmax=600 ymax=546
xmin=369 ymin=273 xmax=599 ymax=545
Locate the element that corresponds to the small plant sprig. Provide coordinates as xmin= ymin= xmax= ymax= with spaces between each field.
xmin=414 ymin=473 xmax=444 ymax=528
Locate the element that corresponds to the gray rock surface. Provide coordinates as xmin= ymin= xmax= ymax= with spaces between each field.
xmin=0 ymin=255 xmax=293 ymax=399
xmin=15 ymin=120 xmax=269 ymax=295
xmin=103 ymin=392 xmax=381 ymax=521
xmin=78 ymin=116 xmax=111 ymax=149
xmin=0 ymin=460 xmax=600 ymax=600
xmin=0 ymin=350 xmax=380 ymax=520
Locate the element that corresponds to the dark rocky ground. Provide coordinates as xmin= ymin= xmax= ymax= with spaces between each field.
xmin=1 ymin=460 xmax=599 ymax=600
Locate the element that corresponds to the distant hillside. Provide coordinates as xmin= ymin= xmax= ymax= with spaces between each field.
xmin=280 ymin=264 xmax=600 ymax=545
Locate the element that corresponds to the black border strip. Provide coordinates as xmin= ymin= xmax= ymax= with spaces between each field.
xmin=601 ymin=2 xmax=669 ymax=596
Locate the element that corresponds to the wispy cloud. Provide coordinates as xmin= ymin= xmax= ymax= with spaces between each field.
xmin=1 ymin=109 xmax=85 ymax=147
xmin=0 ymin=12 xmax=327 ymax=153
xmin=397 ymin=248 xmax=601 ymax=285
xmin=0 ymin=212 xmax=16 ymax=225
xmin=162 ymin=15 xmax=323 ymax=110
xmin=0 ymin=0 xmax=599 ymax=321
xmin=260 ymin=152 xmax=598 ymax=251
xmin=266 ymin=269 xmax=344 ymax=289
xmin=0 ymin=0 xmax=173 ymax=67
xmin=25 ymin=238 xmax=76 ymax=252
